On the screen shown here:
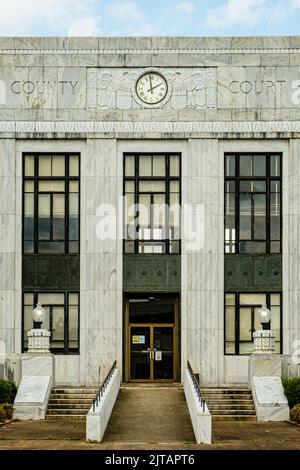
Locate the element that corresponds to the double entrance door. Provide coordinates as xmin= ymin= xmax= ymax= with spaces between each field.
xmin=129 ymin=324 xmax=175 ymax=381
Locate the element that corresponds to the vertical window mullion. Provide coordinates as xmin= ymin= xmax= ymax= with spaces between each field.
xmin=65 ymin=155 xmax=69 ymax=253
xmin=65 ymin=293 xmax=68 ymax=354
xmin=235 ymin=293 xmax=239 ymax=355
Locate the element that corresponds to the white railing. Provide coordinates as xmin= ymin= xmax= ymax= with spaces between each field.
xmin=183 ymin=361 xmax=212 ymax=444
xmin=86 ymin=362 xmax=120 ymax=442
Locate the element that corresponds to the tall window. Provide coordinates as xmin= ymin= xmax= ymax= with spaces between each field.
xmin=225 ymin=292 xmax=281 ymax=355
xmin=123 ymin=153 xmax=181 ymax=254
xmin=225 ymin=153 xmax=281 ymax=254
xmin=23 ymin=153 xmax=80 ymax=254
xmin=22 ymin=292 xmax=79 ymax=353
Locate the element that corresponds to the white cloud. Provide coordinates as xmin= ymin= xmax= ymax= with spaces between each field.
xmin=206 ymin=0 xmax=281 ymax=30
xmin=68 ymin=16 xmax=101 ymax=36
xmin=105 ymin=0 xmax=159 ymax=35
xmin=0 ymin=0 xmax=101 ymax=36
xmin=176 ymin=1 xmax=195 ymax=15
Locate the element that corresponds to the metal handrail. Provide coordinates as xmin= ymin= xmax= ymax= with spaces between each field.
xmin=92 ymin=361 xmax=117 ymax=412
xmin=187 ymin=361 xmax=206 ymax=413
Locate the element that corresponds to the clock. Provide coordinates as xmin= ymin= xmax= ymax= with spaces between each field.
xmin=135 ymin=72 xmax=168 ymax=105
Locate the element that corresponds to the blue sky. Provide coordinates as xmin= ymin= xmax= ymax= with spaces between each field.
xmin=0 ymin=0 xmax=300 ymax=36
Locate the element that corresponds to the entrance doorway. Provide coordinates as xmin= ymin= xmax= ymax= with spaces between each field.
xmin=124 ymin=296 xmax=179 ymax=382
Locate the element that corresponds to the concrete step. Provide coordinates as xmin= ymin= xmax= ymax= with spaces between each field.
xmin=209 ymin=404 xmax=255 ymax=410
xmin=210 ymin=409 xmax=255 ymax=415
xmin=49 ymin=398 xmax=94 ymax=405
xmin=46 ymin=414 xmax=86 ymax=421
xmin=204 ymin=399 xmax=254 ymax=404
xmin=213 ymin=415 xmax=257 ymax=421
xmin=51 ymin=389 xmax=98 ymax=394
xmin=48 ymin=403 xmax=91 ymax=410
xmin=47 ymin=408 xmax=88 ymax=415
xmin=202 ymin=389 xmax=251 ymax=394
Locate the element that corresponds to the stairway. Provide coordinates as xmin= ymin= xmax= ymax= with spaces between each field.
xmin=46 ymin=386 xmax=98 ymax=421
xmin=202 ymin=388 xmax=256 ymax=421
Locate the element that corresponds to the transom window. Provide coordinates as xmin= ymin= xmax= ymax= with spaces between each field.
xmin=225 ymin=292 xmax=281 ymax=355
xmin=225 ymin=153 xmax=281 ymax=254
xmin=123 ymin=153 xmax=181 ymax=254
xmin=22 ymin=292 xmax=79 ymax=354
xmin=23 ymin=153 xmax=80 ymax=254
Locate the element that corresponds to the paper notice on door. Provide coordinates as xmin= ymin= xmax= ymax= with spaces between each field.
xmin=132 ymin=335 xmax=139 ymax=344
xmin=138 ymin=335 xmax=145 ymax=344
xmin=155 ymin=350 xmax=162 ymax=361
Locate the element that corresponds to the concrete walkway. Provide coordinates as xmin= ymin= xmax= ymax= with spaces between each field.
xmin=103 ymin=384 xmax=195 ymax=444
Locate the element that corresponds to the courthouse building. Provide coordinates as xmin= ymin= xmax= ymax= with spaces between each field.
xmin=0 ymin=36 xmax=299 ymax=387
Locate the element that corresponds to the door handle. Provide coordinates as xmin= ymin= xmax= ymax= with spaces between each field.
xmin=147 ymin=347 xmax=151 ymax=359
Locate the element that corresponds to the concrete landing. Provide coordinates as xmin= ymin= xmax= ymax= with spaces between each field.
xmin=102 ymin=384 xmax=195 ymax=444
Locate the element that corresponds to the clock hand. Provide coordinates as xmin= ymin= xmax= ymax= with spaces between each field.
xmin=149 ymin=74 xmax=154 ymax=93
xmin=147 ymin=82 xmax=163 ymax=92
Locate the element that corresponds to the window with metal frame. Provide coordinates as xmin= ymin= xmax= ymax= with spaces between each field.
xmin=225 ymin=153 xmax=281 ymax=254
xmin=123 ymin=153 xmax=181 ymax=254
xmin=23 ymin=153 xmax=80 ymax=254
xmin=225 ymin=292 xmax=282 ymax=355
xmin=22 ymin=292 xmax=79 ymax=354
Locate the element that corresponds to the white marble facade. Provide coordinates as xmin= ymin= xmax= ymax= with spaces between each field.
xmin=0 ymin=36 xmax=300 ymax=386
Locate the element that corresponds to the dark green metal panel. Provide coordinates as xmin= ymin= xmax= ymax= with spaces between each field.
xmin=225 ymin=254 xmax=282 ymax=291
xmin=123 ymin=254 xmax=180 ymax=293
xmin=23 ymin=254 xmax=80 ymax=290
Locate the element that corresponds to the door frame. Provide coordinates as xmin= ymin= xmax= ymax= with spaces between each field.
xmin=124 ymin=299 xmax=179 ymax=382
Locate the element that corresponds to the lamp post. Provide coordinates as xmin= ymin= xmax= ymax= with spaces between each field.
xmin=27 ymin=303 xmax=50 ymax=354
xmin=253 ymin=303 xmax=275 ymax=354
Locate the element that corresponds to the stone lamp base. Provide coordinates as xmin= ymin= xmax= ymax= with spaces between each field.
xmin=253 ymin=329 xmax=275 ymax=354
xmin=27 ymin=329 xmax=51 ymax=354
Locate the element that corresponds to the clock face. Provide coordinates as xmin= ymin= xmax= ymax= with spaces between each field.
xmin=136 ymin=72 xmax=168 ymax=105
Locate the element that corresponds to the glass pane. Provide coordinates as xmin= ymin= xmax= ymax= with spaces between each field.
xmin=39 ymin=181 xmax=65 ymax=192
xmin=69 ymin=241 xmax=79 ymax=253
xmin=253 ymin=194 xmax=266 ymax=239
xmin=270 ymin=155 xmax=281 ymax=177
xmin=139 ymin=181 xmax=165 ymax=192
xmin=130 ymin=327 xmax=151 ymax=380
xmin=226 ymin=306 xmax=235 ymax=342
xmin=170 ymin=181 xmax=180 ymax=193
xmin=138 ymin=194 xmax=151 ymax=228
xmin=239 ymin=194 xmax=251 ymax=239
xmin=153 ymin=327 xmax=173 ymax=380
xmin=138 ymin=242 xmax=165 ymax=253
xmin=38 ymin=293 xmax=65 ymax=304
xmin=170 ymin=155 xmax=180 ymax=177
xmin=124 ymin=241 xmax=135 ymax=253
xmin=240 ymin=181 xmax=266 ymax=192
xmin=38 ymin=194 xmax=50 ymax=240
xmin=38 ymin=241 xmax=65 ymax=253
xmin=239 ymin=241 xmax=266 ymax=253
xmin=271 ymin=293 xmax=281 ymax=305
xmin=68 ymin=306 xmax=78 ymax=348
xmin=253 ymin=155 xmax=266 ymax=176
xmin=69 ymin=181 xmax=79 ymax=193
xmin=239 ymin=308 xmax=252 ymax=341
xmin=24 ymin=241 xmax=34 ymax=253
xmin=153 ymin=194 xmax=166 ymax=227
xmin=69 ymin=293 xmax=79 ymax=305
xmin=239 ymin=181 xmax=252 ymax=192
xmin=24 ymin=155 xmax=35 ymax=176
xmin=24 ymin=181 xmax=34 ymax=192
xmin=226 ymin=181 xmax=235 ymax=192
xmin=24 ymin=194 xmax=34 ymax=241
xmin=24 ymin=293 xmax=34 ymax=304
xmin=152 ymin=155 xmax=165 ymax=177
xmin=125 ymin=181 xmax=134 ymax=193
xmin=169 ymin=240 xmax=180 ymax=253
xmin=240 ymin=293 xmax=267 ymax=305
xmin=125 ymin=155 xmax=135 ymax=177
xmin=39 ymin=155 xmax=51 ymax=176
xmin=53 ymin=194 xmax=65 ymax=239
xmin=240 ymin=155 xmax=252 ymax=176
xmin=69 ymin=193 xmax=79 ymax=241
xmin=52 ymin=155 xmax=65 ymax=176
xmin=271 ymin=181 xmax=280 ymax=192
xmin=226 ymin=293 xmax=235 ymax=305
xmin=69 ymin=155 xmax=79 ymax=177
xmin=51 ymin=307 xmax=65 ymax=346
xmin=270 ymin=193 xmax=280 ymax=240
xmin=139 ymin=155 xmax=152 ymax=176
xmin=23 ymin=305 xmax=34 ymax=348
xmin=271 ymin=241 xmax=280 ymax=253
xmin=225 ymin=155 xmax=235 ymax=176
